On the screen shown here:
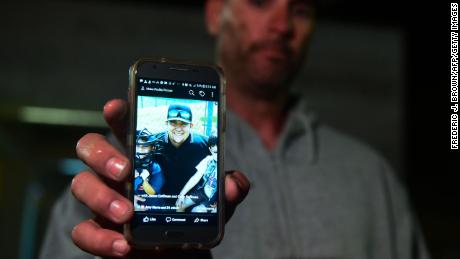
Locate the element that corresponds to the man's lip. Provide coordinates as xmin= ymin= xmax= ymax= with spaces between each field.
xmin=259 ymin=47 xmax=289 ymax=60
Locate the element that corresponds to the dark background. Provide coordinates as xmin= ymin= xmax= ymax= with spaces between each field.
xmin=0 ymin=0 xmax=457 ymax=258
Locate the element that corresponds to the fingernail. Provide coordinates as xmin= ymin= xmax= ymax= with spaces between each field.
xmin=112 ymin=239 xmax=129 ymax=255
xmin=106 ymin=157 xmax=127 ymax=179
xmin=110 ymin=200 xmax=128 ymax=219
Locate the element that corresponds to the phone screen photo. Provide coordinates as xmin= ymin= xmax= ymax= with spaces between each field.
xmin=126 ymin=59 xmax=225 ymax=248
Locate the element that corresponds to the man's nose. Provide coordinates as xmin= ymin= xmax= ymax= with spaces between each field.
xmin=268 ymin=5 xmax=293 ymax=38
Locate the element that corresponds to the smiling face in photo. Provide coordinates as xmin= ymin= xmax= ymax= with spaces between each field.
xmin=167 ymin=120 xmax=191 ymax=147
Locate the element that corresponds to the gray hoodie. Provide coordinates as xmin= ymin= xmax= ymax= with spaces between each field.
xmin=40 ymin=100 xmax=429 ymax=259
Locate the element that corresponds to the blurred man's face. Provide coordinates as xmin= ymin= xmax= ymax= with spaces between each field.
xmin=211 ymin=0 xmax=315 ymax=99
xmin=167 ymin=120 xmax=191 ymax=147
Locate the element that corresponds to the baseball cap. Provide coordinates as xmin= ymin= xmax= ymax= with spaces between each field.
xmin=167 ymin=104 xmax=192 ymax=124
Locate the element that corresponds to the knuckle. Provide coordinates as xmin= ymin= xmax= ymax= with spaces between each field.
xmin=70 ymin=224 xmax=81 ymax=243
xmin=92 ymin=188 xmax=113 ymax=210
xmin=92 ymin=229 xmax=109 ymax=247
xmin=76 ymin=133 xmax=104 ymax=155
xmin=82 ymin=132 xmax=104 ymax=142
xmin=71 ymin=172 xmax=115 ymax=214
xmin=70 ymin=172 xmax=92 ymax=199
xmin=71 ymin=221 xmax=89 ymax=248
xmin=70 ymin=222 xmax=99 ymax=254
xmin=71 ymin=173 xmax=83 ymax=196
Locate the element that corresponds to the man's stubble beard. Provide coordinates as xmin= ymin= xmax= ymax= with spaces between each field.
xmin=216 ymin=23 xmax=305 ymax=101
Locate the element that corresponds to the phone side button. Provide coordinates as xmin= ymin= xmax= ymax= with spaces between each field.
xmin=164 ymin=230 xmax=184 ymax=238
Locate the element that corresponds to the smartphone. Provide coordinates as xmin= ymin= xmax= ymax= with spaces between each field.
xmin=125 ymin=58 xmax=226 ymax=249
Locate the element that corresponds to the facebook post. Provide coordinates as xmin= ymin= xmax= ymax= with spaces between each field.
xmin=134 ymin=96 xmax=219 ymax=214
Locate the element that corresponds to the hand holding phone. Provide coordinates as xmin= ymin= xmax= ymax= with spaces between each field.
xmin=69 ymin=65 xmax=250 ymax=257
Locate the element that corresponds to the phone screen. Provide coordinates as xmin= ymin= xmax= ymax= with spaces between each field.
xmin=131 ymin=74 xmax=221 ymax=230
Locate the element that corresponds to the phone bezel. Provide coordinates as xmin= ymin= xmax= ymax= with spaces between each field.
xmin=125 ymin=58 xmax=226 ymax=249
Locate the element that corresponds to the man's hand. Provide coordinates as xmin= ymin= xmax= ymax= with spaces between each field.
xmin=70 ymin=99 xmax=250 ymax=258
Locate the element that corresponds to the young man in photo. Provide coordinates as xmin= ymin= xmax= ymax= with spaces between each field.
xmin=158 ymin=104 xmax=210 ymax=197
